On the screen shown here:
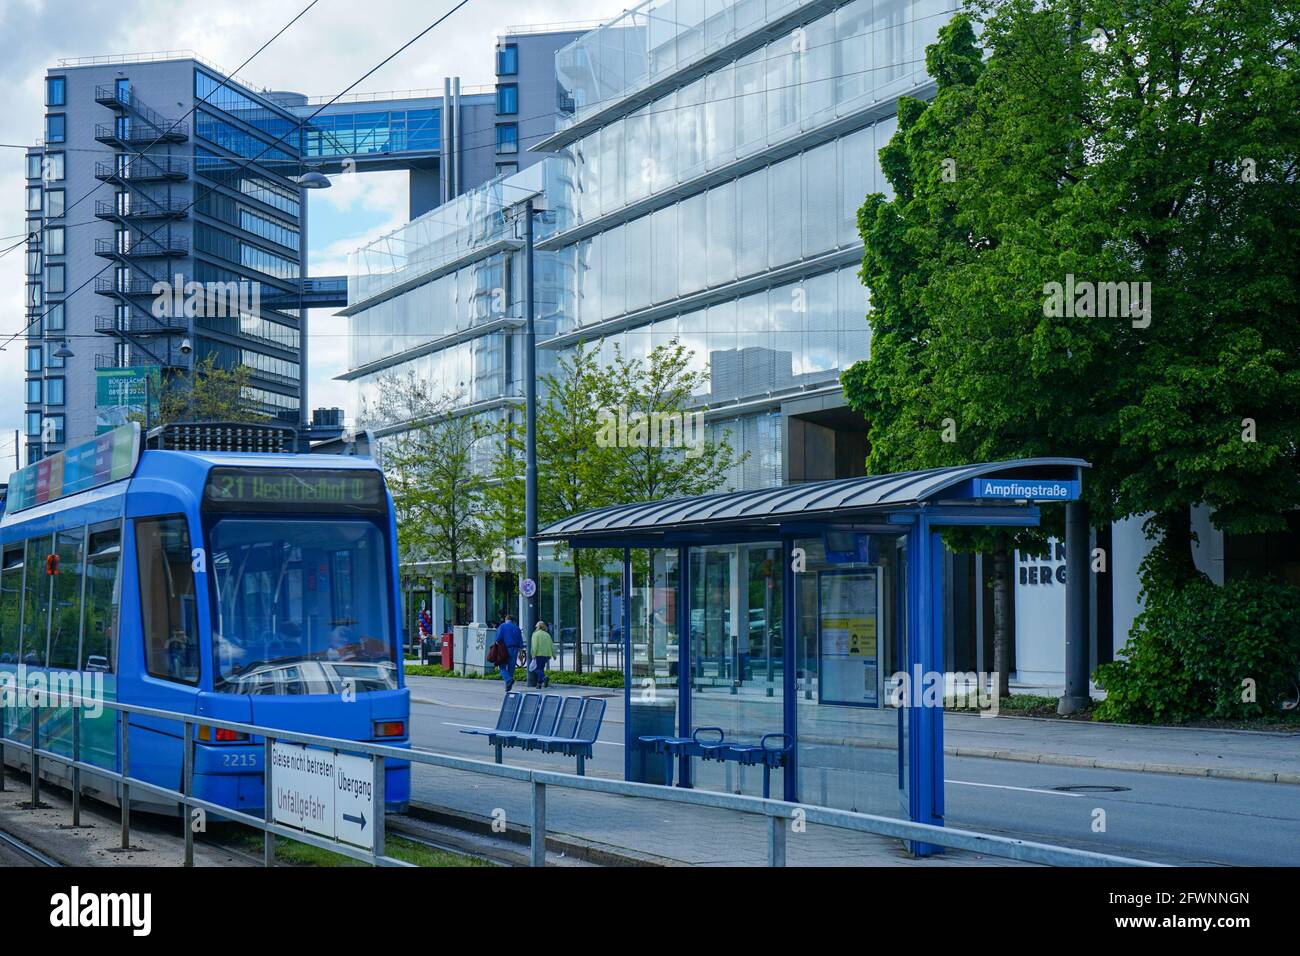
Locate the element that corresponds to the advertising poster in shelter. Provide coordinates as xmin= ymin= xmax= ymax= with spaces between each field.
xmin=818 ymin=569 xmax=880 ymax=706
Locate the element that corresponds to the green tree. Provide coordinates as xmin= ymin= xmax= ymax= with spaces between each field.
xmin=151 ymin=354 xmax=269 ymax=426
xmin=600 ymin=341 xmax=745 ymax=671
xmin=360 ymin=371 xmax=499 ymax=615
xmin=491 ymin=344 xmax=623 ymax=672
xmin=845 ymin=2 xmax=1300 ymax=698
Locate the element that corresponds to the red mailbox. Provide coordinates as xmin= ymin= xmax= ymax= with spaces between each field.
xmin=441 ymin=630 xmax=454 ymax=670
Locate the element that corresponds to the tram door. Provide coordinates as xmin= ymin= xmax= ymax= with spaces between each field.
xmin=131 ymin=515 xmax=203 ymax=790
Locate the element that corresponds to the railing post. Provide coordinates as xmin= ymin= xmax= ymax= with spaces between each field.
xmin=182 ymin=721 xmax=194 ymax=867
xmin=120 ymin=711 xmax=130 ymax=850
xmin=530 ymin=779 xmax=546 ymax=867
xmin=71 ymin=707 xmax=81 ymax=827
xmin=372 ymin=751 xmax=386 ymax=864
xmin=30 ymin=704 xmax=40 ymax=808
xmin=263 ymin=734 xmax=275 ymax=867
xmin=0 ymin=699 xmax=7 ymax=792
xmin=767 ymin=814 xmax=786 ymax=867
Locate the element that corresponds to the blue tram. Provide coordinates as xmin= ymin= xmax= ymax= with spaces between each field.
xmin=0 ymin=423 xmax=409 ymax=815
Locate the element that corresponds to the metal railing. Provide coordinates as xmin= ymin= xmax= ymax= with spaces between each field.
xmin=0 ymin=691 xmax=1166 ymax=869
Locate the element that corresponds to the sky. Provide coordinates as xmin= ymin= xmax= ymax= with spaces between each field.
xmin=0 ymin=0 xmax=630 ymax=482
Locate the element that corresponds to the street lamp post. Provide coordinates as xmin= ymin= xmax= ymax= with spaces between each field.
xmin=291 ymin=167 xmax=332 ymax=441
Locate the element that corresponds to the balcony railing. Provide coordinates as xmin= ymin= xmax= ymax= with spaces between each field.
xmin=94 ymin=276 xmax=169 ymax=296
xmin=94 ymin=157 xmax=189 ymax=182
xmin=94 ymin=121 xmax=189 ymax=146
xmin=95 ymin=314 xmax=188 ymax=335
xmin=95 ymin=353 xmax=184 ymax=371
xmin=95 ymin=235 xmax=189 ymax=258
xmin=95 ymin=197 xmax=189 ymax=220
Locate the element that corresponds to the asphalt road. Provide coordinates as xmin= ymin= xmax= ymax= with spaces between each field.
xmin=406 ymin=676 xmax=1300 ymax=866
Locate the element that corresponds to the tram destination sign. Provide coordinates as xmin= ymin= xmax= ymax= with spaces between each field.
xmin=204 ymin=467 xmax=386 ymax=513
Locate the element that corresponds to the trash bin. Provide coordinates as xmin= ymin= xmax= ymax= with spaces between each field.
xmin=440 ymin=631 xmax=454 ymax=669
xmin=627 ymin=697 xmax=676 ymax=785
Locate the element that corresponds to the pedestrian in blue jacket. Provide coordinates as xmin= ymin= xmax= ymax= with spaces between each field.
xmin=496 ymin=613 xmax=524 ymax=691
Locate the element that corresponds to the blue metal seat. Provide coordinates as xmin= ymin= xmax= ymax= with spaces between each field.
xmin=490 ymin=692 xmax=541 ymax=762
xmin=722 ymin=733 xmax=793 ymax=798
xmin=500 ymin=694 xmax=563 ymax=749
xmin=458 ymin=691 xmax=521 ymax=739
xmin=539 ymin=697 xmax=607 ymax=774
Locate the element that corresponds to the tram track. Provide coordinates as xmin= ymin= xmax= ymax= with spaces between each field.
xmin=0 ymin=826 xmax=63 ymax=867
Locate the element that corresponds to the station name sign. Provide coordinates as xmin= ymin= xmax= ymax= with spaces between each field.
xmin=204 ymin=467 xmax=385 ymax=513
xmin=962 ymin=478 xmax=1079 ymax=502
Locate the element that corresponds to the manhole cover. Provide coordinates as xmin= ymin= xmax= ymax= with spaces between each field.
xmin=1052 ymin=784 xmax=1130 ymax=793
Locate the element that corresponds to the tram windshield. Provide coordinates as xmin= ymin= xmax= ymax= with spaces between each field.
xmin=208 ymin=518 xmax=397 ymax=694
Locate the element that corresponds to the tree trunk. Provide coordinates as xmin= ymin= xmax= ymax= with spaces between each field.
xmin=572 ymin=551 xmax=585 ymax=674
xmin=991 ymin=537 xmax=1011 ymax=699
xmin=1157 ymin=506 xmax=1198 ymax=584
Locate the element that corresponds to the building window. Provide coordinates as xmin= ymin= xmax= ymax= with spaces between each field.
xmin=496 ymin=43 xmax=518 ymax=76
xmin=26 ymin=250 xmax=40 ymax=276
xmin=43 ymin=414 xmax=65 ymax=444
xmin=46 ymin=77 xmax=66 ymax=107
xmin=46 ymin=342 xmax=65 ymax=369
xmin=26 ymin=379 xmax=41 ymax=405
xmin=25 ymin=187 xmax=42 ymax=213
xmin=42 ymin=152 xmax=65 ymax=182
xmin=46 ymin=377 xmax=64 ymax=406
xmin=46 ymin=189 xmax=65 ymax=218
xmin=496 ymin=84 xmax=518 ymax=115
xmin=44 ymin=114 xmax=66 ymax=144
xmin=496 ymin=162 xmax=519 ymax=177
xmin=26 ymin=154 xmax=42 ymax=179
xmin=45 ymin=264 xmax=64 ymax=295
xmin=26 ymin=283 xmax=41 ymax=309
xmin=26 ymin=348 xmax=41 ymax=373
xmin=44 ymin=226 xmax=64 ymax=256
xmin=495 ymin=123 xmax=518 ymax=154
xmin=45 ymin=303 xmax=65 ymax=332
xmin=26 ymin=412 xmax=41 ymax=437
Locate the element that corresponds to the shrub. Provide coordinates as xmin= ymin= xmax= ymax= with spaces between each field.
xmin=1095 ymin=574 xmax=1300 ymax=723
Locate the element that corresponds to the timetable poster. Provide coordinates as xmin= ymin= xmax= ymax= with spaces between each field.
xmin=818 ymin=569 xmax=880 ymax=706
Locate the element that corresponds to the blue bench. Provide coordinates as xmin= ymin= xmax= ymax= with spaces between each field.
xmin=462 ymin=692 xmax=607 ymax=775
xmin=638 ymin=727 xmax=793 ymax=798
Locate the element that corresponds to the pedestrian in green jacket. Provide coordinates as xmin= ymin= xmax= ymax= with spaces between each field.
xmin=530 ymin=621 xmax=554 ymax=688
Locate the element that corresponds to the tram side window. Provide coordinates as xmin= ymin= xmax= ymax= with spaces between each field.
xmin=81 ymin=527 xmax=122 ymax=672
xmin=22 ymin=537 xmax=54 ymax=666
xmin=136 ymin=517 xmax=200 ymax=685
xmin=0 ymin=545 xmax=24 ymax=664
xmin=47 ymin=528 xmax=86 ymax=669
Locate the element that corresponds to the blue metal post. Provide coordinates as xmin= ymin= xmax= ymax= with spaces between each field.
xmin=781 ymin=534 xmax=798 ymax=801
xmin=622 ymin=547 xmax=632 ymax=781
xmin=523 ymin=198 xmax=538 ymax=639
xmin=677 ymin=544 xmax=691 ymax=788
xmin=905 ymin=512 xmax=945 ymax=855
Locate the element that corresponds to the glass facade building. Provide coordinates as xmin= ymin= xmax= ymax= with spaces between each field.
xmin=343 ymin=0 xmax=958 ymax=689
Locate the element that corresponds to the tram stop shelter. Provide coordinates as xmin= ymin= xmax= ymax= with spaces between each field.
xmin=537 ymin=457 xmax=1088 ymax=846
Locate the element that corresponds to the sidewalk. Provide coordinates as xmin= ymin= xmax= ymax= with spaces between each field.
xmin=407 ymin=673 xmax=1300 ymax=785
xmin=938 ymin=711 xmax=1300 ymax=784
